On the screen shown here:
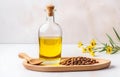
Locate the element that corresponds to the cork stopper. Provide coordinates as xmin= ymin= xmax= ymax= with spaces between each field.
xmin=46 ymin=5 xmax=55 ymax=16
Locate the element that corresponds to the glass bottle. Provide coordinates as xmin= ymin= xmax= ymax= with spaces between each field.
xmin=38 ymin=5 xmax=62 ymax=65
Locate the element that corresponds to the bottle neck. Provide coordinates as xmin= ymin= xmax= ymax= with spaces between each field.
xmin=46 ymin=14 xmax=55 ymax=23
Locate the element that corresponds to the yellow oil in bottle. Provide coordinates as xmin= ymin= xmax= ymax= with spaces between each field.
xmin=39 ymin=36 xmax=62 ymax=65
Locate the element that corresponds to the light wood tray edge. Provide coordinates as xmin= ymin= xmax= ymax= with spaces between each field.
xmin=23 ymin=57 xmax=111 ymax=72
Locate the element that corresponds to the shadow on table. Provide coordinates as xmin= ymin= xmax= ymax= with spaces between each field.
xmin=104 ymin=65 xmax=115 ymax=70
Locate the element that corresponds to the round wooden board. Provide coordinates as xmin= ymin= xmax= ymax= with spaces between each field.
xmin=23 ymin=57 xmax=111 ymax=72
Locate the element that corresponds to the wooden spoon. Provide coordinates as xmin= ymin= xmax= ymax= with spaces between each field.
xmin=18 ymin=53 xmax=43 ymax=65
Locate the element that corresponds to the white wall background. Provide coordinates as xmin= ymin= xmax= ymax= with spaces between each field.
xmin=0 ymin=0 xmax=120 ymax=44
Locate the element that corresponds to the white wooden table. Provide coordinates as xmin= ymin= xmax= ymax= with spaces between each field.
xmin=0 ymin=44 xmax=120 ymax=77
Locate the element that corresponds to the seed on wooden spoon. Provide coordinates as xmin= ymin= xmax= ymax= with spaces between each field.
xmin=18 ymin=53 xmax=43 ymax=65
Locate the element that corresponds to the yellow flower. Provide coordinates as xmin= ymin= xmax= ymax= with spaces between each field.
xmin=90 ymin=51 xmax=95 ymax=57
xmin=106 ymin=46 xmax=112 ymax=54
xmin=90 ymin=39 xmax=96 ymax=48
xmin=82 ymin=47 xmax=87 ymax=53
xmin=87 ymin=45 xmax=93 ymax=52
xmin=78 ymin=41 xmax=83 ymax=48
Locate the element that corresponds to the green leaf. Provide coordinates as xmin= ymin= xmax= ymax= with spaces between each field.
xmin=99 ymin=48 xmax=106 ymax=52
xmin=105 ymin=43 xmax=108 ymax=47
xmin=109 ymin=40 xmax=114 ymax=48
xmin=111 ymin=50 xmax=118 ymax=54
xmin=101 ymin=43 xmax=108 ymax=47
xmin=113 ymin=27 xmax=120 ymax=42
xmin=106 ymin=34 xmax=115 ymax=44
xmin=101 ymin=43 xmax=106 ymax=46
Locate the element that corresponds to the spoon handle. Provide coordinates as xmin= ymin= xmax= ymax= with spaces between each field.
xmin=18 ymin=53 xmax=31 ymax=61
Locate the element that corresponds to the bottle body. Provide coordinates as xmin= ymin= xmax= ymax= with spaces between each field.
xmin=38 ymin=14 xmax=62 ymax=65
xmin=39 ymin=36 xmax=62 ymax=65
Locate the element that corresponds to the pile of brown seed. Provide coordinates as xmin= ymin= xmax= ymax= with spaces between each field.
xmin=60 ymin=57 xmax=99 ymax=65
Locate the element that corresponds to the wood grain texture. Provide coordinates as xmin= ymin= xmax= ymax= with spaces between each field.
xmin=22 ymin=57 xmax=111 ymax=72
